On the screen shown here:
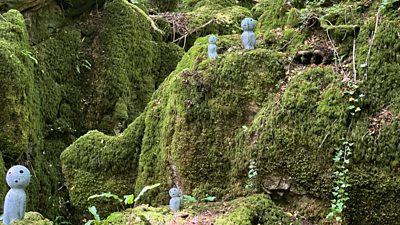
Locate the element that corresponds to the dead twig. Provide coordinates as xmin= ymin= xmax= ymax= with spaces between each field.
xmin=0 ymin=14 xmax=7 ymax=21
xmin=326 ymin=29 xmax=345 ymax=74
xmin=364 ymin=11 xmax=381 ymax=80
xmin=173 ymin=19 xmax=214 ymax=43
xmin=352 ymin=34 xmax=357 ymax=82
xmin=319 ymin=132 xmax=330 ymax=149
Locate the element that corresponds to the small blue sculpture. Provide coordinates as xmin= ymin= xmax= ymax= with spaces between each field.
xmin=241 ymin=18 xmax=257 ymax=50
xmin=3 ymin=165 xmax=31 ymax=225
xmin=208 ymin=35 xmax=218 ymax=59
xmin=169 ymin=187 xmax=181 ymax=212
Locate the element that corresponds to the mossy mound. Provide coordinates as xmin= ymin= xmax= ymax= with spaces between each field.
xmin=215 ymin=194 xmax=298 ymax=225
xmin=3 ymin=212 xmax=53 ymax=225
xmin=98 ymin=194 xmax=296 ymax=225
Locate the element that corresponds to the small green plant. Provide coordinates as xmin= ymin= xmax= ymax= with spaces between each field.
xmin=85 ymin=183 xmax=161 ymax=224
xmin=182 ymin=195 xmax=217 ymax=204
xmin=76 ymin=59 xmax=92 ymax=74
xmin=245 ymin=159 xmax=258 ymax=189
xmin=183 ymin=195 xmax=198 ymax=203
xmin=21 ymin=49 xmax=38 ymax=65
xmin=326 ymin=140 xmax=352 ymax=224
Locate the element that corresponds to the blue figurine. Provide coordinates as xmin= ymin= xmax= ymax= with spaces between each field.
xmin=208 ymin=35 xmax=218 ymax=59
xmin=169 ymin=187 xmax=181 ymax=212
xmin=241 ymin=18 xmax=257 ymax=50
xmin=3 ymin=165 xmax=31 ymax=225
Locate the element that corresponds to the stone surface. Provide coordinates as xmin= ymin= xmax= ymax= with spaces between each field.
xmin=3 ymin=165 xmax=30 ymax=225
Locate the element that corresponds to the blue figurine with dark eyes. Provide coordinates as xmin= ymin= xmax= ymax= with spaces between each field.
xmin=3 ymin=165 xmax=31 ymax=225
xmin=208 ymin=35 xmax=218 ymax=59
xmin=241 ymin=17 xmax=257 ymax=50
xmin=169 ymin=187 xmax=181 ymax=212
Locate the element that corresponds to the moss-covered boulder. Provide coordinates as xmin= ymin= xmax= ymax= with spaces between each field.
xmin=61 ymin=34 xmax=287 ymax=219
xmin=61 ymin=115 xmax=145 ymax=217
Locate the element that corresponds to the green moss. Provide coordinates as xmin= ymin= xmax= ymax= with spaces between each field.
xmin=149 ymin=0 xmax=179 ymax=12
xmin=215 ymin=194 xmax=297 ymax=224
xmin=0 ymin=153 xmax=6 ymax=210
xmin=256 ymin=0 xmax=288 ymax=32
xmin=357 ymin=16 xmax=400 ymax=112
xmin=152 ymin=42 xmax=185 ymax=87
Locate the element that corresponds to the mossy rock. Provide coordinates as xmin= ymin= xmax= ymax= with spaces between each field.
xmin=60 ymin=114 xmax=146 ymax=217
xmin=134 ymin=35 xmax=286 ymax=202
xmin=256 ymin=0 xmax=288 ymax=32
